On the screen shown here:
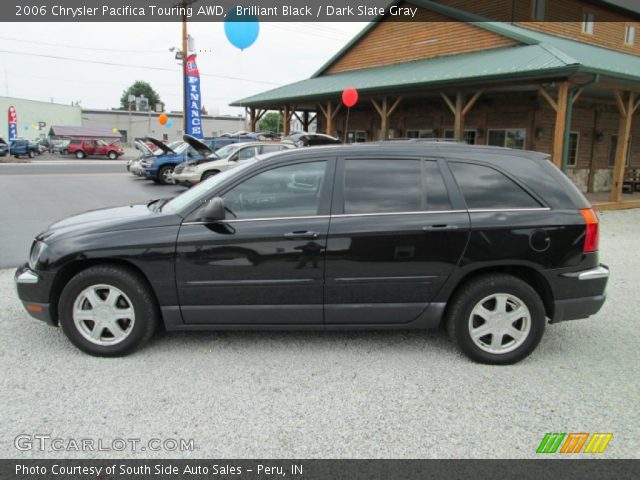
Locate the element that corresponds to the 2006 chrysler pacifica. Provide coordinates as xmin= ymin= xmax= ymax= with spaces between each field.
xmin=15 ymin=142 xmax=609 ymax=364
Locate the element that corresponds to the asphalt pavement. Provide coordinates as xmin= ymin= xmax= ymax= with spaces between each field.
xmin=0 ymin=160 xmax=185 ymax=268
xmin=0 ymin=161 xmax=638 ymax=459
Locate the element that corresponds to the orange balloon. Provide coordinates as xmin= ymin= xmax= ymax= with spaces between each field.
xmin=158 ymin=113 xmax=168 ymax=125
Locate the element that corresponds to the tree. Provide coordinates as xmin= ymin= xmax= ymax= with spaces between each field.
xmin=258 ymin=111 xmax=284 ymax=133
xmin=120 ymin=81 xmax=162 ymax=110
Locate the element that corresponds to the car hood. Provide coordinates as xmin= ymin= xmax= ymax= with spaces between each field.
xmin=195 ymin=158 xmax=230 ymax=171
xmin=145 ymin=136 xmax=175 ymax=154
xmin=38 ymin=203 xmax=181 ymax=241
xmin=183 ymin=134 xmax=213 ymax=157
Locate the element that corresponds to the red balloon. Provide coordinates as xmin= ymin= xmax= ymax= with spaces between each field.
xmin=342 ymin=87 xmax=359 ymax=108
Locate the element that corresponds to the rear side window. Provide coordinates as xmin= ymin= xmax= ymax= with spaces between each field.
xmin=449 ymin=162 xmax=540 ymax=209
xmin=343 ymin=159 xmax=451 ymax=214
xmin=260 ymin=144 xmax=284 ymax=154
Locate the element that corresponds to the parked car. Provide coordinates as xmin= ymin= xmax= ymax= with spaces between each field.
xmin=66 ymin=139 xmax=124 ymax=160
xmin=0 ymin=138 xmax=8 ymax=157
xmin=9 ymin=138 xmax=39 ymax=158
xmin=284 ymin=133 xmax=342 ymax=147
xmin=141 ymin=137 xmax=212 ymax=184
xmin=129 ymin=140 xmax=184 ymax=177
xmin=52 ymin=139 xmax=70 ymax=154
xmin=15 ymin=142 xmax=608 ymax=361
xmin=172 ymin=138 xmax=294 ymax=186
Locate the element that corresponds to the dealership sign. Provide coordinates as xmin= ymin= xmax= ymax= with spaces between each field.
xmin=8 ymin=106 xmax=17 ymax=141
xmin=184 ymin=54 xmax=203 ymax=139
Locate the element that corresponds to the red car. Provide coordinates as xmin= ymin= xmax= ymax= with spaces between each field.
xmin=66 ymin=139 xmax=124 ymax=160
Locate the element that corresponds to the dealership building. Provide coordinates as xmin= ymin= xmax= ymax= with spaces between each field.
xmin=235 ymin=0 xmax=640 ymax=204
xmin=0 ymin=96 xmax=245 ymax=144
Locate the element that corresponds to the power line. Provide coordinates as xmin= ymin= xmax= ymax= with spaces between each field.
xmin=0 ymin=36 xmax=167 ymax=54
xmin=0 ymin=49 xmax=281 ymax=86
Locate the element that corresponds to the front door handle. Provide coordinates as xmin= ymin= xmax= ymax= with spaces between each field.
xmin=284 ymin=231 xmax=319 ymax=240
xmin=423 ymin=224 xmax=459 ymax=231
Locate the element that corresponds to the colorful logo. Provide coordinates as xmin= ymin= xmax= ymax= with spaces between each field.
xmin=536 ymin=433 xmax=613 ymax=454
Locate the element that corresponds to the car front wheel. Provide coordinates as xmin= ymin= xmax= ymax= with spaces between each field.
xmin=446 ymin=273 xmax=545 ymax=365
xmin=158 ymin=165 xmax=175 ymax=185
xmin=58 ymin=265 xmax=159 ymax=356
xmin=108 ymin=151 xmax=118 ymax=160
xmin=75 ymin=151 xmax=85 ymax=159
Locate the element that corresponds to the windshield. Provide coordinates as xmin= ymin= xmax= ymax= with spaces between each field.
xmin=162 ymin=159 xmax=258 ymax=214
xmin=152 ymin=140 xmax=181 ymax=155
xmin=211 ymin=143 xmax=241 ymax=159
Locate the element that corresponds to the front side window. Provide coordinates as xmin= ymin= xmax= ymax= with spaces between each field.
xmin=223 ymin=161 xmax=327 ymax=219
xmin=343 ymin=159 xmax=451 ymax=214
xmin=488 ymin=129 xmax=526 ymax=150
xmin=237 ymin=146 xmax=259 ymax=160
xmin=449 ymin=162 xmax=540 ymax=209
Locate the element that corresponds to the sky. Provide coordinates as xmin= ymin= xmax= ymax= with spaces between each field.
xmin=0 ymin=22 xmax=365 ymax=116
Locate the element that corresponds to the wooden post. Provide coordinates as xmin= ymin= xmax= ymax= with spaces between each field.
xmin=610 ymin=91 xmax=639 ymax=202
xmin=303 ymin=111 xmax=309 ymax=131
xmin=552 ymin=81 xmax=570 ymax=169
xmin=441 ymin=90 xmax=483 ymax=141
xmin=318 ymin=102 xmax=340 ymax=136
xmin=283 ymin=106 xmax=291 ymax=136
xmin=371 ymin=96 xmax=403 ymax=140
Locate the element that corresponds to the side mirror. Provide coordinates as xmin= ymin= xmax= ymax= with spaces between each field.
xmin=197 ymin=197 xmax=225 ymax=222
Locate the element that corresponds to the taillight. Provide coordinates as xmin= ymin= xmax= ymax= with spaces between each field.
xmin=580 ymin=208 xmax=599 ymax=253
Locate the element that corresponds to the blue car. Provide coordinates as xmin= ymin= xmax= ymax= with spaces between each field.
xmin=142 ymin=136 xmax=213 ymax=185
xmin=9 ymin=138 xmax=39 ymax=158
xmin=0 ymin=138 xmax=8 ymax=157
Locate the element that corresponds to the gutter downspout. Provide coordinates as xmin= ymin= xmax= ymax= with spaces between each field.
xmin=562 ymin=74 xmax=600 ymax=172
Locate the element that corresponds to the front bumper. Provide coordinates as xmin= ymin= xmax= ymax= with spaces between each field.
xmin=14 ymin=265 xmax=55 ymax=326
xmin=171 ymin=171 xmax=198 ymax=186
xmin=551 ymin=264 xmax=609 ymax=323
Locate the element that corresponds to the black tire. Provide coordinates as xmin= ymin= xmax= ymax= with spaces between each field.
xmin=446 ymin=273 xmax=546 ymax=365
xmin=75 ymin=150 xmax=85 ymax=159
xmin=58 ymin=265 xmax=159 ymax=357
xmin=107 ymin=151 xmax=118 ymax=160
xmin=158 ymin=165 xmax=175 ymax=185
xmin=28 ymin=150 xmax=35 ymax=158
xmin=201 ymin=170 xmax=220 ymax=182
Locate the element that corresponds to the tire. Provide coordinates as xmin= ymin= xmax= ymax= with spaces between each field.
xmin=61 ymin=149 xmax=68 ymax=155
xmin=446 ymin=273 xmax=546 ymax=365
xmin=158 ymin=165 xmax=175 ymax=185
xmin=201 ymin=170 xmax=220 ymax=182
xmin=107 ymin=151 xmax=118 ymax=160
xmin=75 ymin=150 xmax=85 ymax=159
xmin=28 ymin=151 xmax=35 ymax=158
xmin=58 ymin=265 xmax=159 ymax=357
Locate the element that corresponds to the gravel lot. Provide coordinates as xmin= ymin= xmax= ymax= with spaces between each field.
xmin=0 ymin=208 xmax=638 ymax=459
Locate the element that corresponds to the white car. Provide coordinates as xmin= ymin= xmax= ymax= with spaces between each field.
xmin=171 ymin=141 xmax=294 ymax=186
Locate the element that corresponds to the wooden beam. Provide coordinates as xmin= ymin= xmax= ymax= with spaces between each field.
xmin=371 ymin=98 xmax=383 ymax=117
xmin=572 ymin=88 xmax=584 ymax=105
xmin=318 ymin=103 xmax=328 ymax=119
xmin=538 ymin=87 xmax=558 ymax=111
xmin=613 ymin=90 xmax=627 ymax=117
xmin=552 ymin=81 xmax=570 ymax=168
xmin=326 ymin=102 xmax=333 ymax=136
xmin=331 ymin=103 xmax=342 ymax=119
xmin=462 ymin=90 xmax=483 ymax=117
xmin=610 ymin=91 xmax=636 ymax=202
xmin=440 ymin=93 xmax=456 ymax=114
xmin=283 ymin=105 xmax=291 ymax=136
xmin=387 ymin=96 xmax=403 ymax=117
xmin=454 ymin=91 xmax=464 ymax=141
xmin=380 ymin=97 xmax=389 ymax=140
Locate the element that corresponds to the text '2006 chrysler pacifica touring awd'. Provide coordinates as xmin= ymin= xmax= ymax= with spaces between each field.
xmin=15 ymin=142 xmax=609 ymax=364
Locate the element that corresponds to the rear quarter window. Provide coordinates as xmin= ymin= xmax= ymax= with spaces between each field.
xmin=449 ymin=162 xmax=541 ymax=209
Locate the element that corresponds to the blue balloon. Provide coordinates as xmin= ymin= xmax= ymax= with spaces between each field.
xmin=166 ymin=119 xmax=173 ymax=128
xmin=224 ymin=10 xmax=259 ymax=50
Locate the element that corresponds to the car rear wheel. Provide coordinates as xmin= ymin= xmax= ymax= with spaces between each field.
xmin=107 ymin=151 xmax=118 ymax=160
xmin=28 ymin=151 xmax=35 ymax=158
xmin=58 ymin=265 xmax=159 ymax=356
xmin=158 ymin=165 xmax=175 ymax=185
xmin=75 ymin=151 xmax=85 ymax=159
xmin=446 ymin=273 xmax=545 ymax=365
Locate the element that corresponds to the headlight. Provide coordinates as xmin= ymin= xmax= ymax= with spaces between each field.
xmin=184 ymin=166 xmax=195 ymax=173
xmin=29 ymin=241 xmax=47 ymax=270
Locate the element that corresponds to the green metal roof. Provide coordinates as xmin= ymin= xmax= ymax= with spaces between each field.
xmin=231 ymin=0 xmax=640 ymax=108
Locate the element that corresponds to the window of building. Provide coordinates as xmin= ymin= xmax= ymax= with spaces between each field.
xmin=532 ymin=0 xmax=546 ymax=20
xmin=406 ymin=129 xmax=434 ymax=139
xmin=583 ymin=12 xmax=595 ymax=34
xmin=625 ymin=25 xmax=636 ymax=45
xmin=449 ymin=162 xmax=540 ymax=210
xmin=609 ymin=135 xmax=632 ymax=167
xmin=567 ymin=132 xmax=579 ymax=167
xmin=444 ymin=129 xmax=477 ymax=145
xmin=346 ymin=130 xmax=368 ymax=143
xmin=487 ymin=129 xmax=526 ymax=150
xmin=222 ymin=161 xmax=327 ymax=219
xmin=343 ymin=159 xmax=451 ymax=214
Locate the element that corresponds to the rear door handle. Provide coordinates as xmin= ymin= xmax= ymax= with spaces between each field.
xmin=284 ymin=231 xmax=319 ymax=240
xmin=423 ymin=224 xmax=459 ymax=231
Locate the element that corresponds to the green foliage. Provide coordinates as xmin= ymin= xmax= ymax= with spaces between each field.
xmin=258 ymin=111 xmax=283 ymax=133
xmin=120 ymin=81 xmax=162 ymax=110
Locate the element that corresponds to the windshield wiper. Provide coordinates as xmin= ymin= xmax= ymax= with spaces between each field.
xmin=147 ymin=198 xmax=168 ymax=212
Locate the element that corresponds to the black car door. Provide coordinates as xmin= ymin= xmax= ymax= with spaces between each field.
xmin=175 ymin=158 xmax=335 ymax=325
xmin=324 ymin=156 xmax=470 ymax=325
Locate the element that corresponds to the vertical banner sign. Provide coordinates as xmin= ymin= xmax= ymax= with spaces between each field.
xmin=8 ymin=106 xmax=17 ymax=141
xmin=184 ymin=54 xmax=203 ymax=139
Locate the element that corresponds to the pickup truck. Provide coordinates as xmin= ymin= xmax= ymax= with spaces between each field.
xmin=66 ymin=139 xmax=124 ymax=159
xmin=9 ymin=139 xmax=39 ymax=158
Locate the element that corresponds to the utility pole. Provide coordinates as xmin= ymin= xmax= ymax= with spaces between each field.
xmin=181 ymin=8 xmax=188 ymax=133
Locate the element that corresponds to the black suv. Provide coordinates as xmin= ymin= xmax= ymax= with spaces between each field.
xmin=15 ymin=143 xmax=608 ymax=363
